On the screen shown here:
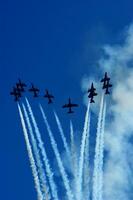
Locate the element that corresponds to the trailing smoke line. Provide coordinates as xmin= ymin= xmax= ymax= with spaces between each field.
xmin=70 ymin=121 xmax=78 ymax=178
xmin=25 ymin=98 xmax=59 ymax=200
xmin=78 ymin=101 xmax=90 ymax=200
xmin=54 ymin=111 xmax=70 ymax=157
xmin=17 ymin=96 xmax=107 ymax=200
xmin=70 ymin=121 xmax=79 ymax=200
xmin=40 ymin=105 xmax=74 ymax=200
xmin=83 ymin=115 xmax=90 ymax=200
xmin=22 ymin=103 xmax=50 ymax=200
xmin=92 ymin=93 xmax=104 ymax=200
xmin=98 ymin=101 xmax=106 ymax=200
xmin=18 ymin=104 xmax=43 ymax=200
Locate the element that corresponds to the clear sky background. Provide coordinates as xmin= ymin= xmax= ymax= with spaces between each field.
xmin=0 ymin=0 xmax=133 ymax=199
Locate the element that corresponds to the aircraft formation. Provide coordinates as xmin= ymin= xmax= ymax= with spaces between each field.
xmin=10 ymin=72 xmax=112 ymax=113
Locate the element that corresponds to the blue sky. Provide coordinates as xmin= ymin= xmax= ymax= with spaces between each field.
xmin=1 ymin=0 xmax=133 ymax=199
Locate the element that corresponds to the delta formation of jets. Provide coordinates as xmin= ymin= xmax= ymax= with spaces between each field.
xmin=10 ymin=72 xmax=112 ymax=114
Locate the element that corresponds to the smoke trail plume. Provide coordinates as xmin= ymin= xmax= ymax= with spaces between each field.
xmin=83 ymin=115 xmax=90 ymax=200
xmin=70 ymin=121 xmax=79 ymax=200
xmin=70 ymin=121 xmax=78 ymax=178
xmin=22 ymin=103 xmax=50 ymax=200
xmin=92 ymin=93 xmax=104 ymax=200
xmin=18 ymin=104 xmax=43 ymax=200
xmin=78 ymin=101 xmax=90 ymax=200
xmin=25 ymin=98 xmax=59 ymax=200
xmin=98 ymin=101 xmax=106 ymax=200
xmin=40 ymin=105 xmax=74 ymax=200
xmin=54 ymin=111 xmax=70 ymax=158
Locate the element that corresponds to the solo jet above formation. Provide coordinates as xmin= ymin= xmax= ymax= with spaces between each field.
xmin=16 ymin=79 xmax=27 ymax=92
xmin=10 ymin=87 xmax=21 ymax=101
xmin=62 ymin=98 xmax=78 ymax=113
xmin=88 ymin=83 xmax=98 ymax=103
xmin=101 ymin=72 xmax=112 ymax=94
xmin=44 ymin=89 xmax=54 ymax=104
xmin=29 ymin=84 xmax=39 ymax=97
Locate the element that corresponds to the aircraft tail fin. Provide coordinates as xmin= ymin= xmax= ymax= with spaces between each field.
xmin=68 ymin=110 xmax=74 ymax=114
xmin=105 ymin=90 xmax=110 ymax=95
xmin=90 ymin=99 xmax=95 ymax=103
xmin=34 ymin=94 xmax=38 ymax=97
xmin=48 ymin=99 xmax=52 ymax=104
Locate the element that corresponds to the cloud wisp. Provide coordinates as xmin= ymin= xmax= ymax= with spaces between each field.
xmin=82 ymin=23 xmax=133 ymax=200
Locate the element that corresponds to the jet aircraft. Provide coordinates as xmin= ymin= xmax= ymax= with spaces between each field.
xmin=101 ymin=72 xmax=112 ymax=94
xmin=44 ymin=89 xmax=54 ymax=104
xmin=29 ymin=84 xmax=39 ymax=97
xmin=88 ymin=83 xmax=97 ymax=103
xmin=10 ymin=87 xmax=21 ymax=101
xmin=16 ymin=79 xmax=27 ymax=92
xmin=62 ymin=98 xmax=78 ymax=113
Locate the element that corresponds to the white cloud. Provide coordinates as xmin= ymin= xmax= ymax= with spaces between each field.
xmin=82 ymin=23 xmax=133 ymax=199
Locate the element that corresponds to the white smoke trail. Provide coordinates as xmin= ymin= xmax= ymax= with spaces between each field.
xmin=25 ymin=98 xmax=59 ymax=200
xmin=54 ymin=111 xmax=70 ymax=158
xmin=98 ymin=101 xmax=106 ymax=200
xmin=70 ymin=121 xmax=74 ymax=156
xmin=92 ymin=93 xmax=104 ymax=200
xmin=70 ymin=121 xmax=79 ymax=200
xmin=22 ymin=103 xmax=51 ymax=200
xmin=17 ymin=104 xmax=43 ymax=200
xmin=70 ymin=121 xmax=78 ymax=178
xmin=78 ymin=101 xmax=90 ymax=200
xmin=83 ymin=115 xmax=90 ymax=200
xmin=40 ymin=105 xmax=74 ymax=200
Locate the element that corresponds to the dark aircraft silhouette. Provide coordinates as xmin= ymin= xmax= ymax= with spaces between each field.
xmin=29 ymin=84 xmax=39 ymax=97
xmin=44 ymin=89 xmax=54 ymax=104
xmin=10 ymin=87 xmax=21 ymax=101
xmin=101 ymin=72 xmax=112 ymax=94
xmin=16 ymin=79 xmax=27 ymax=92
xmin=88 ymin=83 xmax=97 ymax=103
xmin=62 ymin=98 xmax=78 ymax=113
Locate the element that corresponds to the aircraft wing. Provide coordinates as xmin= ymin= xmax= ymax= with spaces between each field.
xmin=108 ymin=84 xmax=112 ymax=87
xmin=71 ymin=103 xmax=78 ymax=107
xmin=101 ymin=78 xmax=104 ymax=82
xmin=44 ymin=94 xmax=54 ymax=98
xmin=62 ymin=104 xmax=69 ymax=108
xmin=94 ymin=92 xmax=97 ymax=96
xmin=101 ymin=77 xmax=110 ymax=82
xmin=88 ymin=93 xmax=93 ymax=98
xmin=88 ymin=88 xmax=91 ymax=92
